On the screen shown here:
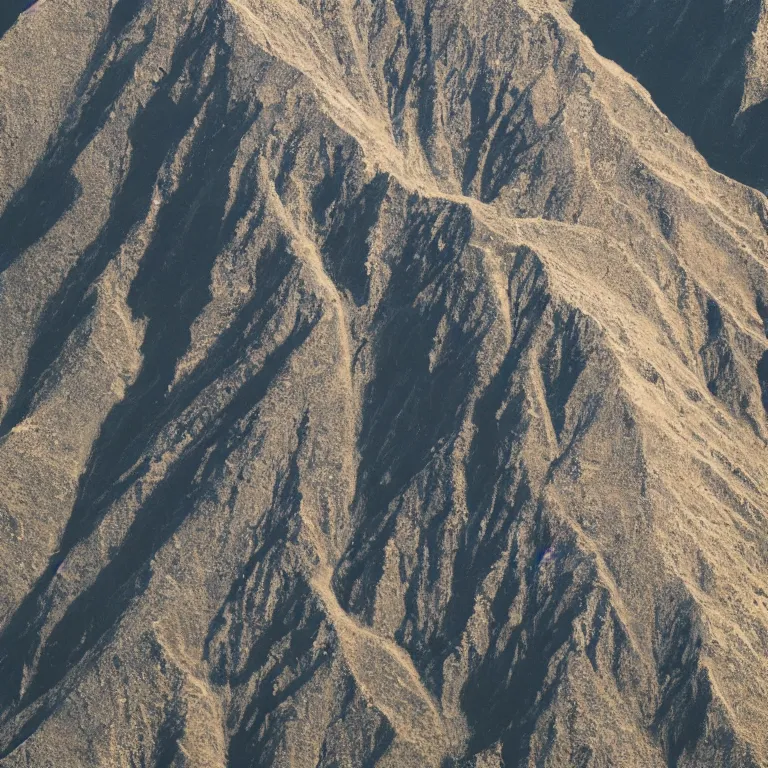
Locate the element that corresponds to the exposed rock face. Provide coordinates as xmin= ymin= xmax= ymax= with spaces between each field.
xmin=568 ymin=0 xmax=768 ymax=192
xmin=1 ymin=0 xmax=768 ymax=766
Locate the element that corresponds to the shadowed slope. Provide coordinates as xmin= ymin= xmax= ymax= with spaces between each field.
xmin=569 ymin=0 xmax=768 ymax=192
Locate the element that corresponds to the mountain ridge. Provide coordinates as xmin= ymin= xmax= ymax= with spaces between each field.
xmin=0 ymin=0 xmax=768 ymax=765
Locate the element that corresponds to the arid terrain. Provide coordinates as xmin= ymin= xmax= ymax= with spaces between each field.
xmin=1 ymin=0 xmax=768 ymax=765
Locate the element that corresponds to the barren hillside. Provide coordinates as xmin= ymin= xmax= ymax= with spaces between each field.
xmin=1 ymin=0 xmax=768 ymax=766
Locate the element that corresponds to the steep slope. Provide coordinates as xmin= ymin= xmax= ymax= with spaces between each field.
xmin=0 ymin=0 xmax=768 ymax=766
xmin=568 ymin=0 xmax=768 ymax=192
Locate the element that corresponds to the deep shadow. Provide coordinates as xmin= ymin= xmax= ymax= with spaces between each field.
xmin=0 ymin=308 xmax=317 ymax=753
xmin=569 ymin=0 xmax=766 ymax=191
xmin=0 ymin=0 xmax=259 ymax=438
xmin=0 ymin=0 xmax=33 ymax=38
xmin=332 ymin=197 xmax=494 ymax=621
xmin=152 ymin=687 xmax=188 ymax=768
xmin=0 ymin=0 xmax=149 ymax=275
xmin=651 ymin=597 xmax=711 ymax=766
xmin=0 ymin=0 xmax=295 ymax=711
xmin=757 ymin=351 xmax=768 ymax=414
xmin=311 ymin=141 xmax=390 ymax=306
xmin=457 ymin=510 xmax=593 ymax=765
xmin=0 ymin=0 xmax=50 ymax=38
xmin=0 ymin=233 xmax=298 ymax=732
xmin=540 ymin=307 xmax=591 ymax=439
xmin=401 ymin=250 xmax=549 ymax=696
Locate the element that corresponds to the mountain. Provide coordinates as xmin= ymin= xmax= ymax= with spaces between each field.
xmin=1 ymin=0 xmax=768 ymax=766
